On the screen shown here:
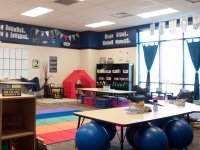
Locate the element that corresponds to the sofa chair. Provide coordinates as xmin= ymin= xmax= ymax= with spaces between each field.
xmin=167 ymin=89 xmax=194 ymax=103
xmin=128 ymin=85 xmax=151 ymax=102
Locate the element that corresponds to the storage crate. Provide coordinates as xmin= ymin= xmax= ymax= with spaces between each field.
xmin=112 ymin=98 xmax=131 ymax=107
xmin=84 ymin=97 xmax=95 ymax=107
xmin=96 ymin=97 xmax=112 ymax=109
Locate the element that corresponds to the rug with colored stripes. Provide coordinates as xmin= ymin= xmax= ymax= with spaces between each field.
xmin=36 ymin=107 xmax=90 ymax=144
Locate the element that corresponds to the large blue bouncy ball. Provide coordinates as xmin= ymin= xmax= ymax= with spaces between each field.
xmin=150 ymin=117 xmax=175 ymax=129
xmin=75 ymin=122 xmax=110 ymax=150
xmin=91 ymin=120 xmax=117 ymax=141
xmin=134 ymin=125 xmax=169 ymax=150
xmin=126 ymin=123 xmax=149 ymax=148
xmin=164 ymin=119 xmax=193 ymax=149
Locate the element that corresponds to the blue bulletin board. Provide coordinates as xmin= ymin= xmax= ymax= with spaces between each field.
xmin=0 ymin=20 xmax=80 ymax=49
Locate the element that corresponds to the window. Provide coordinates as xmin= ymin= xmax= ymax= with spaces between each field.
xmin=138 ymin=25 xmax=199 ymax=94
xmin=0 ymin=47 xmax=28 ymax=79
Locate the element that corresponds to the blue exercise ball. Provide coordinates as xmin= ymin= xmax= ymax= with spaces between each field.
xmin=150 ymin=117 xmax=175 ymax=129
xmin=126 ymin=123 xmax=149 ymax=148
xmin=75 ymin=122 xmax=110 ymax=150
xmin=91 ymin=120 xmax=117 ymax=141
xmin=164 ymin=119 xmax=193 ymax=149
xmin=134 ymin=125 xmax=168 ymax=150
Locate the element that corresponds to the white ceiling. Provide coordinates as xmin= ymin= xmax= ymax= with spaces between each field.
xmin=0 ymin=0 xmax=200 ymax=32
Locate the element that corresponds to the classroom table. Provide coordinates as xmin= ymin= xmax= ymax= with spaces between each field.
xmin=77 ymin=88 xmax=135 ymax=105
xmin=0 ymin=81 xmax=35 ymax=85
xmin=74 ymin=102 xmax=200 ymax=150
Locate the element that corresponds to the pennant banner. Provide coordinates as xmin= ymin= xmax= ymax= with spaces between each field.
xmin=150 ymin=23 xmax=155 ymax=35
xmin=75 ymin=33 xmax=79 ymax=38
xmin=193 ymin=15 xmax=200 ymax=30
xmin=41 ymin=31 xmax=45 ymax=37
xmin=45 ymin=31 xmax=49 ymax=37
xmin=169 ymin=20 xmax=177 ymax=33
xmin=35 ymin=28 xmax=40 ymax=35
xmin=180 ymin=18 xmax=188 ymax=33
xmin=68 ymin=35 xmax=71 ymax=41
xmin=60 ymin=33 xmax=64 ymax=39
xmin=159 ymin=22 xmax=165 ymax=35
xmin=72 ymin=34 xmax=75 ymax=40
xmin=63 ymin=35 xmax=68 ymax=41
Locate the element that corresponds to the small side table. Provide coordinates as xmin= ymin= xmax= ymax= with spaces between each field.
xmin=50 ymin=87 xmax=64 ymax=99
xmin=151 ymin=92 xmax=173 ymax=100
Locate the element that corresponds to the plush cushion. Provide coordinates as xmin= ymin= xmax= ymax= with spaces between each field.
xmin=177 ymin=89 xmax=194 ymax=99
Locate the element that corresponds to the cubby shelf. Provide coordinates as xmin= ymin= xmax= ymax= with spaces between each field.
xmin=96 ymin=63 xmax=133 ymax=92
xmin=0 ymin=94 xmax=36 ymax=150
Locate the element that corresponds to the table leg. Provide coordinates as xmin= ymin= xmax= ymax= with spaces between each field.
xmin=117 ymin=95 xmax=119 ymax=106
xmin=77 ymin=116 xmax=81 ymax=129
xmin=120 ymin=126 xmax=124 ymax=150
xmin=186 ymin=113 xmax=191 ymax=125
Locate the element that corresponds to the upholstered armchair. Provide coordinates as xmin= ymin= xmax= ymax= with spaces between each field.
xmin=167 ymin=89 xmax=194 ymax=103
xmin=128 ymin=85 xmax=151 ymax=102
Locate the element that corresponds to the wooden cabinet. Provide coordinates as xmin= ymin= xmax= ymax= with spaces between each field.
xmin=96 ymin=63 xmax=133 ymax=91
xmin=0 ymin=94 xmax=36 ymax=150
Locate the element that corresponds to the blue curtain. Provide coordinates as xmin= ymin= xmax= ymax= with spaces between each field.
xmin=187 ymin=41 xmax=200 ymax=100
xmin=143 ymin=44 xmax=158 ymax=89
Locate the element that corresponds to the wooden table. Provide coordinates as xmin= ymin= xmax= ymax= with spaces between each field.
xmin=74 ymin=102 xmax=200 ymax=150
xmin=77 ymin=88 xmax=135 ymax=105
xmin=0 ymin=81 xmax=35 ymax=85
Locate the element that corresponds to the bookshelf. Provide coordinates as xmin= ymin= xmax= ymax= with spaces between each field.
xmin=0 ymin=94 xmax=36 ymax=150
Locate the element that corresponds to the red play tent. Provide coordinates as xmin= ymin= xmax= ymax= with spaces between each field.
xmin=63 ymin=70 xmax=96 ymax=98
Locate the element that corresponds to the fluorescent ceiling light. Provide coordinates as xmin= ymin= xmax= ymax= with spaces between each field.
xmin=137 ymin=8 xmax=178 ymax=18
xmin=85 ymin=21 xmax=115 ymax=28
xmin=21 ymin=7 xmax=53 ymax=17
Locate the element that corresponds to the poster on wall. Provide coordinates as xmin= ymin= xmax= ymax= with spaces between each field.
xmin=49 ymin=56 xmax=57 ymax=73
xmin=32 ymin=59 xmax=40 ymax=69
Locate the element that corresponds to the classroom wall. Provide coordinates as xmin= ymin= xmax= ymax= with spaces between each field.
xmin=0 ymin=42 xmax=81 ymax=86
xmin=1 ymin=42 xmax=137 ymax=87
xmin=80 ymin=47 xmax=137 ymax=84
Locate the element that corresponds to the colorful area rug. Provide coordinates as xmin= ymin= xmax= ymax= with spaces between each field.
xmin=36 ymin=107 xmax=90 ymax=144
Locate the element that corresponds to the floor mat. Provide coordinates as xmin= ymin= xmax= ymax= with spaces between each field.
xmin=36 ymin=107 xmax=90 ymax=145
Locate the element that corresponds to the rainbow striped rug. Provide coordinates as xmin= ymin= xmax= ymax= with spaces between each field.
xmin=36 ymin=107 xmax=90 ymax=144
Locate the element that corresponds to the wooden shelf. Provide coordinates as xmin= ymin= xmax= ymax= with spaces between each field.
xmin=96 ymin=63 xmax=133 ymax=91
xmin=2 ymin=130 xmax=34 ymax=140
xmin=0 ymin=94 xmax=36 ymax=150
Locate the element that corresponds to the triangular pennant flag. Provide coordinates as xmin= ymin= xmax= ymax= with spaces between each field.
xmin=60 ymin=33 xmax=64 ymax=39
xmin=193 ymin=15 xmax=200 ymax=30
xmin=56 ymin=30 xmax=61 ymax=36
xmin=63 ymin=35 xmax=68 ymax=41
xmin=35 ymin=28 xmax=40 ymax=35
xmin=72 ymin=34 xmax=75 ymax=40
xmin=68 ymin=35 xmax=71 ymax=41
xmin=41 ymin=31 xmax=45 ymax=37
xmin=50 ymin=29 xmax=56 ymax=37
xmin=150 ymin=23 xmax=155 ymax=35
xmin=54 ymin=29 xmax=59 ymax=36
xmin=45 ymin=31 xmax=49 ymax=37
xmin=159 ymin=22 xmax=165 ymax=35
xmin=169 ymin=20 xmax=177 ymax=33
xmin=75 ymin=33 xmax=79 ymax=38
xmin=180 ymin=18 xmax=188 ymax=33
